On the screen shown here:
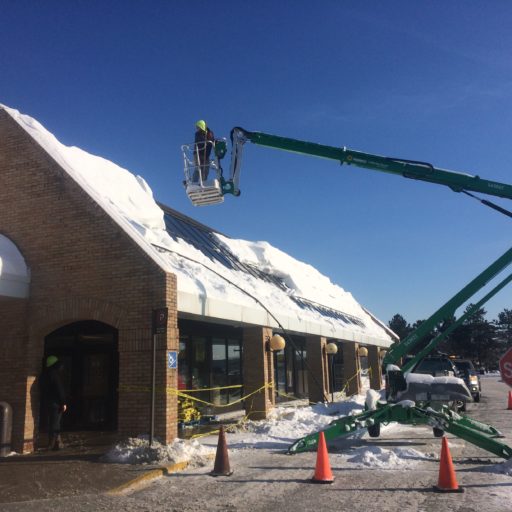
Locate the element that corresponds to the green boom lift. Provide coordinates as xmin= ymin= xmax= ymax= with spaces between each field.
xmin=182 ymin=128 xmax=512 ymax=459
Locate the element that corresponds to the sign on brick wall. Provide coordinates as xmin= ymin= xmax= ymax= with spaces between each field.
xmin=152 ymin=308 xmax=168 ymax=335
xmin=168 ymin=351 xmax=177 ymax=369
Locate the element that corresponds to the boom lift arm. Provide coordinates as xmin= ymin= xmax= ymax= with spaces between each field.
xmin=215 ymin=127 xmax=512 ymax=458
xmin=228 ymin=127 xmax=512 ymax=200
xmin=227 ymin=127 xmax=512 ymax=368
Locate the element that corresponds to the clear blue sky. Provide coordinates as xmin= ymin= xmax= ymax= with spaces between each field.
xmin=2 ymin=1 xmax=511 ymax=326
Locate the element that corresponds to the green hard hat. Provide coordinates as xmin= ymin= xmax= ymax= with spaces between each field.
xmin=46 ymin=355 xmax=58 ymax=368
xmin=195 ymin=119 xmax=207 ymax=131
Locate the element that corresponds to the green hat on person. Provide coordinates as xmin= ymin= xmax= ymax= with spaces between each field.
xmin=195 ymin=120 xmax=207 ymax=131
xmin=46 ymin=355 xmax=58 ymax=368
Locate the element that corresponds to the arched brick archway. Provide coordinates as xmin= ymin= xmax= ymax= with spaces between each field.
xmin=30 ymin=297 xmax=126 ymax=337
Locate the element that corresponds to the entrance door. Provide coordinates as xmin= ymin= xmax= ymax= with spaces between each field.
xmin=42 ymin=320 xmax=118 ymax=431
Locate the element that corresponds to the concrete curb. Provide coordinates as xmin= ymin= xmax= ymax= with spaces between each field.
xmin=106 ymin=460 xmax=191 ymax=496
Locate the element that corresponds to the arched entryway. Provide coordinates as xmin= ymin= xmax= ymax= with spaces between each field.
xmin=42 ymin=320 xmax=118 ymax=431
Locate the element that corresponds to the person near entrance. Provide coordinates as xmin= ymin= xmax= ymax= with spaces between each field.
xmin=193 ymin=120 xmax=215 ymax=182
xmin=40 ymin=355 xmax=67 ymax=450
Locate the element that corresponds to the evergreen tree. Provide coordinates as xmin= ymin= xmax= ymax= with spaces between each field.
xmin=462 ymin=305 xmax=497 ymax=370
xmin=495 ymin=308 xmax=512 ymax=351
xmin=388 ymin=314 xmax=412 ymax=341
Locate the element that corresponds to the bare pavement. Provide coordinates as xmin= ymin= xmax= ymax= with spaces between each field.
xmin=1 ymin=376 xmax=511 ymax=512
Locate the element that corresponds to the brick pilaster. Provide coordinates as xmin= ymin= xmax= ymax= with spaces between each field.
xmin=306 ymin=336 xmax=328 ymax=403
xmin=342 ymin=341 xmax=361 ymax=396
xmin=243 ymin=326 xmax=273 ymax=420
xmin=368 ymin=345 xmax=383 ymax=390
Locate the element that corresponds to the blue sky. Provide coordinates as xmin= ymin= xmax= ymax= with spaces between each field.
xmin=2 ymin=1 xmax=512 ymax=325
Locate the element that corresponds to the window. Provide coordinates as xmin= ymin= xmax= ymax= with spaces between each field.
xmin=178 ymin=321 xmax=243 ymax=411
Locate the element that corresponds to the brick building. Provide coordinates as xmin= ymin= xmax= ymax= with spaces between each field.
xmin=0 ymin=105 xmax=395 ymax=453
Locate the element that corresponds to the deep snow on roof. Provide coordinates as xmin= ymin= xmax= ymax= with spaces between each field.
xmin=0 ymin=104 xmax=394 ymax=344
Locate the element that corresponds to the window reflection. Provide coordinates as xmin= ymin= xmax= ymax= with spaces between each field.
xmin=178 ymin=327 xmax=242 ymax=410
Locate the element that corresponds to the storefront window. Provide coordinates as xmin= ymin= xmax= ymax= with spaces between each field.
xmin=178 ymin=321 xmax=242 ymax=411
xmin=294 ymin=344 xmax=308 ymax=397
xmin=190 ymin=336 xmax=209 ymax=405
xmin=227 ymin=339 xmax=241 ymax=403
xmin=333 ymin=347 xmax=344 ymax=392
xmin=274 ymin=350 xmax=287 ymax=399
xmin=178 ymin=338 xmax=188 ymax=390
xmin=212 ymin=338 xmax=228 ymax=405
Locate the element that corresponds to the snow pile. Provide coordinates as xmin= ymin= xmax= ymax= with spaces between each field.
xmin=346 ymin=446 xmax=433 ymax=468
xmin=217 ymin=236 xmax=363 ymax=317
xmin=0 ymin=104 xmax=393 ymax=343
xmin=365 ymin=388 xmax=383 ymax=410
xmin=225 ymin=396 xmax=367 ymax=450
xmin=103 ymin=437 xmax=214 ymax=466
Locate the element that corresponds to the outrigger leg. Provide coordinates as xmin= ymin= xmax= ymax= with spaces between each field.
xmin=288 ymin=402 xmax=512 ymax=460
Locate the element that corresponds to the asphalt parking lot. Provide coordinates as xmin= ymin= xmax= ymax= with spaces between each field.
xmin=1 ymin=375 xmax=511 ymax=512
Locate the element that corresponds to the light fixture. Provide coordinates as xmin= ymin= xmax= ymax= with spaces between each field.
xmin=358 ymin=346 xmax=368 ymax=357
xmin=325 ymin=342 xmax=338 ymax=403
xmin=266 ymin=334 xmax=286 ymax=352
xmin=325 ymin=342 xmax=338 ymax=356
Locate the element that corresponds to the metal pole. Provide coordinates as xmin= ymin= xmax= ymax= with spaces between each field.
xmin=150 ymin=334 xmax=156 ymax=446
xmin=330 ymin=355 xmax=335 ymax=403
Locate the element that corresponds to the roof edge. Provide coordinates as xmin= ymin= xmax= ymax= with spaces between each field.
xmin=178 ymin=290 xmax=393 ymax=347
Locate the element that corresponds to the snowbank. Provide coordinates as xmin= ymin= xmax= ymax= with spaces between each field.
xmin=103 ymin=437 xmax=214 ymax=466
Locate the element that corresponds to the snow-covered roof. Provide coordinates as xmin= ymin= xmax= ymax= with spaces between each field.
xmin=0 ymin=234 xmax=30 ymax=298
xmin=0 ymin=104 xmax=394 ymax=346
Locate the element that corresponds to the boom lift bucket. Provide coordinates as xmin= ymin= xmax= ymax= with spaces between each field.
xmin=182 ymin=139 xmax=228 ymax=206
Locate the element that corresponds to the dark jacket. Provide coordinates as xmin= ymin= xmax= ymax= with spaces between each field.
xmin=194 ymin=128 xmax=215 ymax=163
xmin=40 ymin=362 xmax=66 ymax=406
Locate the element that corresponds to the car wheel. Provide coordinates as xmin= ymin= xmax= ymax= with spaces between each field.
xmin=368 ymin=423 xmax=381 ymax=438
xmin=458 ymin=401 xmax=466 ymax=412
xmin=433 ymin=427 xmax=444 ymax=438
xmin=473 ymin=393 xmax=480 ymax=403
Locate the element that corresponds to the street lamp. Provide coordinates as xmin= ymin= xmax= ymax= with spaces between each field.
xmin=325 ymin=342 xmax=338 ymax=402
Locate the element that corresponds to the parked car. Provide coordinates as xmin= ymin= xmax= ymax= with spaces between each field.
xmin=411 ymin=355 xmax=457 ymax=376
xmin=452 ymin=358 xmax=481 ymax=402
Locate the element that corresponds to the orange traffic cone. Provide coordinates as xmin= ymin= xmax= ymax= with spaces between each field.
xmin=311 ymin=431 xmax=334 ymax=484
xmin=507 ymin=390 xmax=512 ymax=410
xmin=434 ymin=436 xmax=464 ymax=493
xmin=210 ymin=425 xmax=233 ymax=477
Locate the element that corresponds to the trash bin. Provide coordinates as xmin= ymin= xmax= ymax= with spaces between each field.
xmin=0 ymin=402 xmax=12 ymax=457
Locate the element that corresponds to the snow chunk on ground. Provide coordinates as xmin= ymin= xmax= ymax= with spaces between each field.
xmin=365 ymin=389 xmax=384 ymax=410
xmin=103 ymin=437 xmax=214 ymax=466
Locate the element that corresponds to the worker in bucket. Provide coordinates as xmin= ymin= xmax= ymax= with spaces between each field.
xmin=193 ymin=120 xmax=215 ymax=182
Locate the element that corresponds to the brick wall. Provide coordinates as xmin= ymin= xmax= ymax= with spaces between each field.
xmin=243 ymin=326 xmax=274 ymax=419
xmin=306 ymin=336 xmax=329 ymax=403
xmin=0 ymin=110 xmax=178 ymax=452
